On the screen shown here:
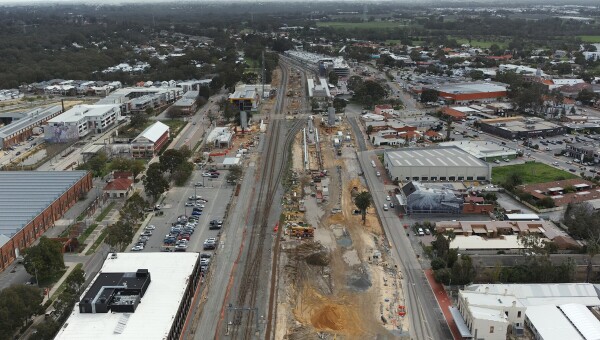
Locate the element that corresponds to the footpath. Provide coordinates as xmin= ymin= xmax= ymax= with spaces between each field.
xmin=424 ymin=269 xmax=461 ymax=340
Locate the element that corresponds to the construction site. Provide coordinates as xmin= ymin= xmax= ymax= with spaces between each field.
xmin=272 ymin=99 xmax=409 ymax=338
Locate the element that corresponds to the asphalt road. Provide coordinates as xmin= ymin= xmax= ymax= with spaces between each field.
xmin=357 ymin=150 xmax=453 ymax=340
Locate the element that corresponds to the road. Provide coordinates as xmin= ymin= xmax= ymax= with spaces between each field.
xmin=357 ymin=150 xmax=453 ymax=340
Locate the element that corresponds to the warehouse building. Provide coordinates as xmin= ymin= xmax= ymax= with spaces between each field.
xmin=423 ymin=82 xmax=508 ymax=104
xmin=479 ymin=116 xmax=566 ymax=139
xmin=439 ymin=141 xmax=518 ymax=161
xmin=131 ymin=121 xmax=170 ymax=158
xmin=0 ymin=105 xmax=62 ymax=149
xmin=55 ymin=252 xmax=202 ymax=340
xmin=383 ymin=146 xmax=491 ymax=182
xmin=400 ymin=181 xmax=463 ymax=214
xmin=45 ymin=104 xmax=121 ymax=142
xmin=0 ymin=171 xmax=92 ymax=272
xmin=455 ymin=283 xmax=600 ymax=340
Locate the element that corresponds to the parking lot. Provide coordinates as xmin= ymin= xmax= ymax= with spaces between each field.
xmin=129 ymin=167 xmax=235 ymax=267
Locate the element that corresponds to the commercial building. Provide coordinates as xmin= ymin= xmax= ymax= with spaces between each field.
xmin=319 ymin=57 xmax=350 ymax=78
xmin=566 ymin=144 xmax=600 ymax=163
xmin=423 ymin=82 xmax=508 ymax=104
xmin=439 ymin=141 xmax=518 ymax=161
xmin=206 ymin=127 xmax=233 ymax=149
xmin=0 ymin=105 xmax=62 ymax=149
xmin=45 ymin=104 xmax=121 ymax=141
xmin=55 ymin=252 xmax=203 ymax=340
xmin=171 ymin=90 xmax=199 ymax=115
xmin=131 ymin=121 xmax=170 ymax=158
xmin=383 ymin=146 xmax=491 ymax=182
xmin=517 ymin=179 xmax=598 ymax=208
xmin=478 ymin=116 xmax=566 ymax=139
xmin=455 ymin=283 xmax=600 ymax=340
xmin=228 ymin=84 xmax=271 ymax=112
xmin=435 ymin=220 xmax=551 ymax=237
xmin=400 ymin=181 xmax=463 ymax=214
xmin=307 ymin=78 xmax=331 ymax=100
xmin=0 ymin=171 xmax=92 ymax=272
xmin=97 ymin=87 xmax=183 ymax=115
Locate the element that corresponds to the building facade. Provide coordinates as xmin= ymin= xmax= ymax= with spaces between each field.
xmin=0 ymin=171 xmax=93 ymax=272
xmin=131 ymin=122 xmax=170 ymax=158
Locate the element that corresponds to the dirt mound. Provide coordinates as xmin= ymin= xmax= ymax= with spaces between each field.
xmin=311 ymin=304 xmax=346 ymax=330
xmin=305 ymin=251 xmax=330 ymax=266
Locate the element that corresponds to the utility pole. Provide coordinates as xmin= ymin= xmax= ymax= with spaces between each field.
xmin=261 ymin=51 xmax=265 ymax=103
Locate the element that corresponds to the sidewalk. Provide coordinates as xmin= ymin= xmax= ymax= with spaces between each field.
xmin=424 ymin=269 xmax=460 ymax=340
xmin=43 ymin=262 xmax=77 ymax=304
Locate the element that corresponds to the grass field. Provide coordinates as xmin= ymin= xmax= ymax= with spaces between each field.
xmin=578 ymin=35 xmax=600 ymax=43
xmin=492 ymin=162 xmax=577 ymax=185
xmin=450 ymin=37 xmax=507 ymax=49
xmin=316 ymin=21 xmax=404 ymax=30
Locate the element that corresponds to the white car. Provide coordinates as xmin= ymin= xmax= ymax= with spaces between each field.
xmin=202 ymin=172 xmax=212 ymax=177
xmin=185 ymin=202 xmax=195 ymax=207
xmin=195 ymin=204 xmax=205 ymax=208
xmin=376 ymin=171 xmax=381 ymax=177
xmin=145 ymin=225 xmax=156 ymax=230
xmin=131 ymin=245 xmax=143 ymax=251
xmin=386 ymin=196 xmax=391 ymax=201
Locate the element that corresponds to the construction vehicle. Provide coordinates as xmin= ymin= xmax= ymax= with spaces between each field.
xmin=289 ymin=226 xmax=314 ymax=238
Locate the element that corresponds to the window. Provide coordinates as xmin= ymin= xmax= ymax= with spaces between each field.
xmin=476 ymin=176 xmax=486 ymax=181
xmin=421 ymin=177 xmax=428 ymax=181
xmin=449 ymin=176 xmax=456 ymax=181
xmin=517 ymin=311 xmax=521 ymax=318
xmin=413 ymin=177 xmax=419 ymax=181
xmin=490 ymin=326 xmax=494 ymax=333
xmin=466 ymin=176 xmax=473 ymax=180
xmin=440 ymin=177 xmax=447 ymax=181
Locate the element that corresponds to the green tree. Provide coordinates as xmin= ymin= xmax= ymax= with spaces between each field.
xmin=105 ymin=220 xmax=134 ymax=251
xmin=433 ymin=268 xmax=451 ymax=285
xmin=84 ymin=151 xmax=108 ymax=177
xmin=65 ymin=266 xmax=85 ymax=294
xmin=420 ymin=89 xmax=439 ymax=103
xmin=431 ymin=257 xmax=447 ymax=270
xmin=450 ymin=255 xmax=476 ymax=285
xmin=129 ymin=112 xmax=148 ymax=130
xmin=333 ymin=97 xmax=347 ymax=113
xmin=210 ymin=75 xmax=223 ymax=91
xmin=354 ymin=80 xmax=387 ymax=106
xmin=328 ymin=71 xmax=339 ymax=86
xmin=347 ymin=75 xmax=363 ymax=92
xmin=226 ymin=164 xmax=243 ymax=183
xmin=366 ymin=125 xmax=374 ymax=136
xmin=172 ymin=161 xmax=194 ymax=186
xmin=0 ymin=285 xmax=43 ymax=337
xmin=23 ymin=236 xmax=65 ymax=285
xmin=160 ymin=149 xmax=185 ymax=173
xmin=354 ymin=191 xmax=372 ymax=224
xmin=432 ymin=233 xmax=450 ymax=260
xmin=143 ymin=163 xmax=169 ymax=201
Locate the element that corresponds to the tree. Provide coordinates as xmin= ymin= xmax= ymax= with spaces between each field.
xmin=210 ymin=75 xmax=223 ymax=91
xmin=450 ymin=255 xmax=476 ymax=285
xmin=420 ymin=89 xmax=439 ymax=103
xmin=160 ymin=149 xmax=185 ymax=173
xmin=366 ymin=125 xmax=374 ymax=136
xmin=82 ymin=151 xmax=108 ymax=177
xmin=0 ymin=285 xmax=43 ymax=337
xmin=431 ymin=257 xmax=447 ymax=270
xmin=172 ymin=161 xmax=194 ymax=186
xmin=469 ymin=70 xmax=485 ymax=80
xmin=332 ymin=97 xmax=347 ymax=113
xmin=347 ymin=75 xmax=363 ymax=92
xmin=65 ymin=266 xmax=85 ymax=293
xmin=328 ymin=71 xmax=339 ymax=86
xmin=354 ymin=191 xmax=372 ymax=224
xmin=143 ymin=163 xmax=169 ymax=201
xmin=23 ymin=236 xmax=65 ymax=285
xmin=432 ymin=233 xmax=450 ymax=260
xmin=353 ymin=80 xmax=387 ymax=106
xmin=577 ymin=89 xmax=597 ymax=104
xmin=226 ymin=164 xmax=243 ymax=183
xmin=222 ymin=101 xmax=238 ymax=123
xmin=129 ymin=112 xmax=148 ymax=129
xmin=105 ymin=220 xmax=134 ymax=251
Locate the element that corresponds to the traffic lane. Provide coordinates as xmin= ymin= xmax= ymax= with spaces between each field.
xmin=359 ymin=151 xmax=451 ymax=340
xmin=194 ymin=164 xmax=257 ymax=338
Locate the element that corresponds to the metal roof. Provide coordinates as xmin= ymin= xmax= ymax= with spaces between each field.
xmin=385 ymin=146 xmax=489 ymax=168
xmin=0 ymin=106 xmax=61 ymax=139
xmin=559 ymin=303 xmax=600 ymax=340
xmin=0 ymin=171 xmax=88 ymax=235
xmin=525 ymin=305 xmax=583 ymax=340
xmin=133 ymin=121 xmax=169 ymax=144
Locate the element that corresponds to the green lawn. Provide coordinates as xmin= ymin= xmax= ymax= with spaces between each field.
xmin=450 ymin=37 xmax=507 ymax=49
xmin=316 ymin=21 xmax=405 ymax=30
xmin=492 ymin=162 xmax=577 ymax=185
xmin=578 ymin=35 xmax=600 ymax=43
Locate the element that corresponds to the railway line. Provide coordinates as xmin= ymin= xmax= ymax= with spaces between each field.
xmin=227 ymin=59 xmax=304 ymax=339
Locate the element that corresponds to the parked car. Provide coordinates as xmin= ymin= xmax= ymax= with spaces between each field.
xmin=145 ymin=225 xmax=155 ymax=230
xmin=202 ymin=173 xmax=213 ymax=177
xmin=131 ymin=245 xmax=143 ymax=251
xmin=383 ymin=204 xmax=388 ymax=211
xmin=195 ymin=182 xmax=204 ymax=187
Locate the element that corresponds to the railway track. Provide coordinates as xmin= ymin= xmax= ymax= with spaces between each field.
xmin=228 ymin=59 xmax=303 ymax=339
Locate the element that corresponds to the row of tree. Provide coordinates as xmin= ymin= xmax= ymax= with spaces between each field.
xmin=430 ymin=232 xmax=476 ymax=286
xmin=143 ymin=147 xmax=194 ymax=201
xmin=105 ymin=192 xmax=147 ymax=251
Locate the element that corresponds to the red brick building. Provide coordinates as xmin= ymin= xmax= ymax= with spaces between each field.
xmin=0 ymin=171 xmax=92 ymax=272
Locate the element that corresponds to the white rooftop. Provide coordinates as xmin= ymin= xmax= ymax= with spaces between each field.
xmin=48 ymin=104 xmax=119 ymax=123
xmin=440 ymin=140 xmax=517 ymax=160
xmin=451 ymin=234 xmax=526 ymax=250
xmin=385 ymin=146 xmax=489 ymax=168
xmin=469 ymin=306 xmax=508 ymax=323
xmin=466 ymin=283 xmax=600 ymax=307
xmin=134 ymin=121 xmax=169 ymax=143
xmin=559 ymin=303 xmax=600 ymax=340
xmin=55 ymin=252 xmax=199 ymax=340
xmin=525 ymin=305 xmax=583 ymax=340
